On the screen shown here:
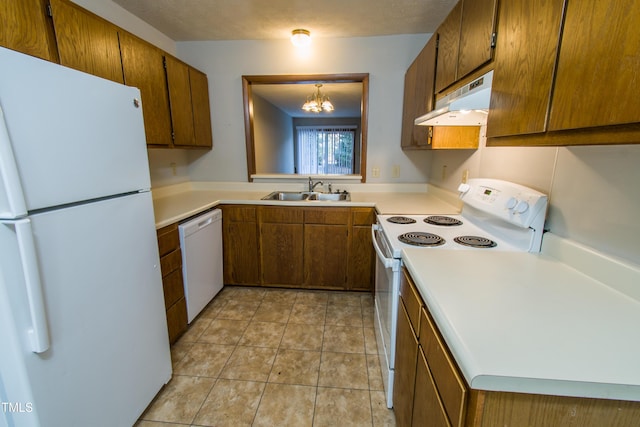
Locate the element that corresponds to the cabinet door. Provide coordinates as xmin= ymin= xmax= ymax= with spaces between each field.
xmin=119 ymin=32 xmax=173 ymax=147
xmin=304 ymin=224 xmax=349 ymax=289
xmin=413 ymin=347 xmax=451 ymax=427
xmin=165 ymin=55 xmax=196 ymax=146
xmin=222 ymin=206 xmax=260 ymax=285
xmin=435 ymin=1 xmax=462 ymax=93
xmin=49 ymin=0 xmax=123 ymax=83
xmin=393 ymin=300 xmax=419 ymax=427
xmin=431 ymin=127 xmax=479 ymax=149
xmin=189 ymin=67 xmax=214 ymax=148
xmin=261 ymin=223 xmax=304 ymax=286
xmin=401 ymin=35 xmax=437 ymax=150
xmin=0 ymin=0 xmax=58 ymax=61
xmin=348 ymin=226 xmax=374 ymax=291
xmin=549 ymin=1 xmax=640 ymax=131
xmin=457 ymin=0 xmax=498 ymax=79
xmin=486 ymin=0 xmax=565 ymax=138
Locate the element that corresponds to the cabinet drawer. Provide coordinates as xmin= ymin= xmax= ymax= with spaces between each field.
xmin=157 ymin=223 xmax=179 ymax=257
xmin=351 ymin=208 xmax=375 ymax=226
xmin=260 ymin=206 xmax=303 ymax=223
xmin=304 ymin=208 xmax=349 ymax=225
xmin=162 ymin=268 xmax=184 ymax=309
xmin=160 ymin=248 xmax=182 ymax=277
xmin=401 ymin=269 xmax=423 ymax=335
xmin=222 ymin=205 xmax=257 ymax=222
xmin=166 ymin=297 xmax=187 ymax=344
xmin=421 ymin=305 xmax=467 ymax=427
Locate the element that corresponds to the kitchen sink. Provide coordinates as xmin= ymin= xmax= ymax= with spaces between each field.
xmin=262 ymin=191 xmax=310 ymax=201
xmin=261 ymin=191 xmax=350 ymax=202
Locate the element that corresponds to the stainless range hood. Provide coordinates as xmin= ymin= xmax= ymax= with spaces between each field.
xmin=415 ymin=70 xmax=493 ymax=126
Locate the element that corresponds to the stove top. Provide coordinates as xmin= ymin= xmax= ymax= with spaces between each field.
xmin=378 ymin=213 xmax=526 ymax=257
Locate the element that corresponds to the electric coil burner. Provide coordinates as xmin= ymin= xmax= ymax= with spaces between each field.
xmin=398 ymin=232 xmax=445 ymax=247
xmin=386 ymin=216 xmax=417 ymax=224
xmin=424 ymin=215 xmax=463 ymax=226
xmin=454 ymin=235 xmax=497 ymax=248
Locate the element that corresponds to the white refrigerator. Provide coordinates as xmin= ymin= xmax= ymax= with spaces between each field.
xmin=0 ymin=47 xmax=172 ymax=426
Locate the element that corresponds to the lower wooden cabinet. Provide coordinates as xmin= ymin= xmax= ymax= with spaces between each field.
xmin=395 ymin=268 xmax=468 ymax=427
xmin=157 ymin=223 xmax=187 ymax=343
xmin=259 ymin=207 xmax=304 ymax=287
xmin=393 ymin=300 xmax=420 ymax=427
xmin=221 ymin=204 xmax=375 ymax=291
xmin=221 ymin=205 xmax=260 ymax=285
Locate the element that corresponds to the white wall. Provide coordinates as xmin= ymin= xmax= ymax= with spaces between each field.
xmin=175 ymin=35 xmax=432 ymax=182
xmin=253 ymin=95 xmax=294 ymax=174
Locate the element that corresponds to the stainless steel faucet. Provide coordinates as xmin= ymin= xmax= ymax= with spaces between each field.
xmin=308 ymin=177 xmax=324 ymax=192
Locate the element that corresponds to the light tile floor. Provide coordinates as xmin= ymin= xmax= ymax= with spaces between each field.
xmin=137 ymin=286 xmax=396 ymax=427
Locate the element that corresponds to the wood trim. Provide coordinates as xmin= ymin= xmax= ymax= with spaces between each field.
xmin=242 ymin=73 xmax=370 ymax=182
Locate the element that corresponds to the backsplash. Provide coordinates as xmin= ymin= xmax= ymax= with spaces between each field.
xmin=430 ymin=130 xmax=640 ymax=265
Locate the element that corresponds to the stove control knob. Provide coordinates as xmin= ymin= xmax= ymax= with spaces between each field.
xmin=515 ymin=200 xmax=529 ymax=214
xmin=506 ymin=197 xmax=518 ymax=209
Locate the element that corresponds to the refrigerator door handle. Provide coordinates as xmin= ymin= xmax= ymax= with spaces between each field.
xmin=0 ymin=105 xmax=28 ymax=218
xmin=14 ymin=218 xmax=51 ymax=353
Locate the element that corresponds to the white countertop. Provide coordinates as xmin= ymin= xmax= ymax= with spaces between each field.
xmin=151 ymin=182 xmax=460 ymax=229
xmin=402 ymin=234 xmax=640 ymax=401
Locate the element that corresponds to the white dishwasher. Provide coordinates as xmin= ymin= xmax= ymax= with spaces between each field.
xmin=178 ymin=209 xmax=223 ymax=323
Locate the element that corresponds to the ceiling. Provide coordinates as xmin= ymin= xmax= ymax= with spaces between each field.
xmin=252 ymin=82 xmax=363 ymax=118
xmin=113 ymin=0 xmax=456 ymax=41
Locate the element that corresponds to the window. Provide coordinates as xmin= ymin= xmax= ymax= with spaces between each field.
xmin=296 ymin=126 xmax=356 ymax=174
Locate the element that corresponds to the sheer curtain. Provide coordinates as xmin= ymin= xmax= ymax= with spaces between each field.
xmin=297 ymin=126 xmax=356 ymax=174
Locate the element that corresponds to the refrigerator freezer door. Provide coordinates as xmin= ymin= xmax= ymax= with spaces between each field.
xmin=0 ymin=192 xmax=171 ymax=426
xmin=0 ymin=47 xmax=151 ymax=216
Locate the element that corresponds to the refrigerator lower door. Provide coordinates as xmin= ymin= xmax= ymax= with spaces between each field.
xmin=0 ymin=192 xmax=171 ymax=427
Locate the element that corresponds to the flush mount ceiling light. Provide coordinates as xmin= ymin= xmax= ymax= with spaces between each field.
xmin=291 ymin=29 xmax=311 ymax=47
xmin=302 ymin=83 xmax=334 ymax=113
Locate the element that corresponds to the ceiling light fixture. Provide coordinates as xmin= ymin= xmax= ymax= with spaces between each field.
xmin=302 ymin=84 xmax=334 ymax=113
xmin=291 ymin=29 xmax=311 ymax=47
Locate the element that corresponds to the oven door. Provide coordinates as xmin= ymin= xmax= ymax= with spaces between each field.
xmin=372 ymin=222 xmax=401 ymax=408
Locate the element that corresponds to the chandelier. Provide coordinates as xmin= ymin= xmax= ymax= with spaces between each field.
xmin=302 ymin=84 xmax=334 ymax=113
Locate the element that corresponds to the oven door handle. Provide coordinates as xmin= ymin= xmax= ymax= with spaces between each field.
xmin=372 ymin=224 xmax=396 ymax=269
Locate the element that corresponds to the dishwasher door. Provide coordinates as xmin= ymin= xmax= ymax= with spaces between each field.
xmin=178 ymin=209 xmax=223 ymax=323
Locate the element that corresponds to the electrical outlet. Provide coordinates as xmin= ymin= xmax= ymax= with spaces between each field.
xmin=462 ymin=169 xmax=469 ymax=183
xmin=442 ymin=165 xmax=447 ymax=180
xmin=372 ymin=167 xmax=380 ymax=178
xmin=170 ymin=162 xmax=177 ymax=176
xmin=392 ymin=165 xmax=400 ymax=178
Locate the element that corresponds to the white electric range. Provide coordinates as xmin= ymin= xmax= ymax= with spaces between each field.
xmin=372 ymin=178 xmax=548 ymax=408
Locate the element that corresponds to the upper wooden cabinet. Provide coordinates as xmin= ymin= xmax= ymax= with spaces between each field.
xmin=401 ymin=35 xmax=437 ymax=150
xmin=435 ymin=2 xmax=462 ymax=93
xmin=165 ymin=55 xmax=213 ymax=149
xmin=548 ymin=2 xmax=640 ymax=131
xmin=401 ymin=34 xmax=480 ymax=151
xmin=487 ymin=0 xmax=640 ymax=146
xmin=49 ymin=0 xmax=124 ymax=84
xmin=165 ymin=55 xmax=196 ymax=147
xmin=0 ymin=0 xmax=58 ymax=61
xmin=120 ymin=31 xmax=173 ymax=147
xmin=486 ymin=0 xmax=565 ymax=138
xmin=435 ymin=0 xmax=498 ymax=94
xmin=189 ymin=67 xmax=214 ymax=148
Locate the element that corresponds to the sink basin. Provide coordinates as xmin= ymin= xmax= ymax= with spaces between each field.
xmin=261 ymin=191 xmax=351 ymax=202
xmin=262 ymin=191 xmax=310 ymax=201
xmin=308 ymin=192 xmax=351 ymax=201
